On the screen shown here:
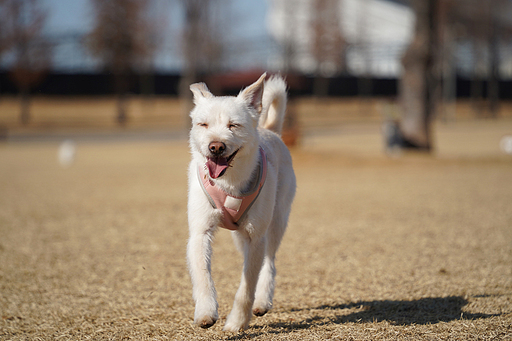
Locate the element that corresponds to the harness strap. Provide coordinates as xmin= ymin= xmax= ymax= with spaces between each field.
xmin=197 ymin=147 xmax=267 ymax=230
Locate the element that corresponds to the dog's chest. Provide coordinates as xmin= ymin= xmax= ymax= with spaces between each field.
xmin=197 ymin=147 xmax=267 ymax=231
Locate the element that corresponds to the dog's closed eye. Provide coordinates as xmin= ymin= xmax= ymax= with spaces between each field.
xmin=228 ymin=123 xmax=240 ymax=130
xmin=198 ymin=123 xmax=209 ymax=128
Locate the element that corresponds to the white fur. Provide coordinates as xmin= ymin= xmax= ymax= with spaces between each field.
xmin=187 ymin=74 xmax=296 ymax=332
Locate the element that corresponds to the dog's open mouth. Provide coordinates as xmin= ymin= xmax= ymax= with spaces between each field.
xmin=206 ymin=149 xmax=239 ymax=179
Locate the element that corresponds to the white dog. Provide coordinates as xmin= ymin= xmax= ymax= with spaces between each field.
xmin=187 ymin=73 xmax=296 ymax=332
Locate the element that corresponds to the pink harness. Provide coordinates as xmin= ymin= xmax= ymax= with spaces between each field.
xmin=198 ymin=147 xmax=267 ymax=230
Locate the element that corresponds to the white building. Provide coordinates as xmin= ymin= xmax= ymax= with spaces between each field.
xmin=267 ymin=0 xmax=415 ymax=77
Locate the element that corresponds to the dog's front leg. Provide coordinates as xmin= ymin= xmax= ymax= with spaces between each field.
xmin=187 ymin=227 xmax=218 ymax=329
xmin=224 ymin=233 xmax=265 ymax=332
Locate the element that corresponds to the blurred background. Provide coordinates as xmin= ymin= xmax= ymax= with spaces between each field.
xmin=1 ymin=0 xmax=512 ymax=153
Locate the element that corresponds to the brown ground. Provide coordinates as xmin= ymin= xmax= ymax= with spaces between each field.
xmin=1 ymin=114 xmax=511 ymax=340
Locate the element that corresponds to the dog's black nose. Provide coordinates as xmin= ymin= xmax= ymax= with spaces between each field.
xmin=209 ymin=141 xmax=226 ymax=155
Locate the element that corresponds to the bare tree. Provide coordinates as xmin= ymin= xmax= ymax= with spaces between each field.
xmin=449 ymin=0 xmax=509 ymax=117
xmin=0 ymin=0 xmax=13 ymax=55
xmin=310 ymin=0 xmax=345 ymax=96
xmin=0 ymin=0 xmax=51 ymax=125
xmin=396 ymin=0 xmax=510 ymax=148
xmin=87 ymin=0 xmax=157 ymax=125
xmin=398 ymin=0 xmax=439 ymax=151
xmin=178 ymin=0 xmax=225 ymax=129
xmin=178 ymin=0 xmax=207 ymax=125
xmin=355 ymin=0 xmax=373 ymax=98
xmin=281 ymin=0 xmax=297 ymax=73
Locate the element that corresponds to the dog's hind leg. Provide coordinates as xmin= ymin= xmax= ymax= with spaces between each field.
xmin=224 ymin=233 xmax=265 ymax=332
xmin=252 ymin=253 xmax=276 ymax=317
xmin=187 ymin=228 xmax=219 ymax=329
xmin=252 ymin=214 xmax=288 ymax=317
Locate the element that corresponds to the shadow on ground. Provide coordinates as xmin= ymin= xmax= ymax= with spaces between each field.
xmin=308 ymin=296 xmax=497 ymax=325
xmin=229 ymin=296 xmax=500 ymax=339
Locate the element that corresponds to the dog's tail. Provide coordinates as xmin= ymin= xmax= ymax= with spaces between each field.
xmin=259 ymin=75 xmax=287 ymax=135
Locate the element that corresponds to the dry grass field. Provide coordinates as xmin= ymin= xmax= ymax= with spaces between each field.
xmin=1 ymin=100 xmax=512 ymax=340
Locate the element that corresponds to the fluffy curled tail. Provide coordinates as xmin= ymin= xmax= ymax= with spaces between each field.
xmin=259 ymin=75 xmax=287 ymax=135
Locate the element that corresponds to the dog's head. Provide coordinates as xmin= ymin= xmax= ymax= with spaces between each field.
xmin=189 ymin=73 xmax=266 ymax=179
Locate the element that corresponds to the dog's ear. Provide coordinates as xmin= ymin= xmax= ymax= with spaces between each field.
xmin=238 ymin=73 xmax=266 ymax=114
xmin=190 ymin=82 xmax=213 ymax=102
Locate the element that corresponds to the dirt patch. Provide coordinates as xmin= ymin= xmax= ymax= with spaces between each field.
xmin=0 ymin=120 xmax=511 ymax=340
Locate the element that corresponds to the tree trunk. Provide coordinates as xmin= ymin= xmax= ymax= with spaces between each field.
xmin=398 ymin=0 xmax=439 ymax=151
xmin=179 ymin=0 xmax=203 ymax=131
xmin=20 ymin=88 xmax=30 ymax=125
xmin=116 ymin=93 xmax=128 ymax=126
xmin=114 ymin=70 xmax=130 ymax=126
xmin=313 ymin=76 xmax=329 ymax=97
xmin=488 ymin=16 xmax=500 ymax=118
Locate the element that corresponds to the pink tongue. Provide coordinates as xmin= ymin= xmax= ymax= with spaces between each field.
xmin=206 ymin=158 xmax=229 ymax=179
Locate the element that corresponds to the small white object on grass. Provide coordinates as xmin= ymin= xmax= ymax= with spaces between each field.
xmin=500 ymin=135 xmax=512 ymax=155
xmin=58 ymin=140 xmax=76 ymax=167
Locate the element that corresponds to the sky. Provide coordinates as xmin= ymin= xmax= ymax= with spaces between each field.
xmin=2 ymin=0 xmax=414 ymax=75
xmin=38 ymin=0 xmax=271 ymax=72
xmin=42 ymin=0 xmax=269 ymax=36
xmin=36 ymin=0 xmax=415 ymax=76
xmin=42 ymin=0 xmax=94 ymax=36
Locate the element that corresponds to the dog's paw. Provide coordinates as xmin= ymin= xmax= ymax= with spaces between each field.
xmin=252 ymin=307 xmax=269 ymax=317
xmin=223 ymin=313 xmax=250 ymax=332
xmin=252 ymin=299 xmax=272 ymax=317
xmin=194 ymin=299 xmax=218 ymax=329
xmin=195 ymin=315 xmax=217 ymax=329
xmin=223 ymin=321 xmax=247 ymax=333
